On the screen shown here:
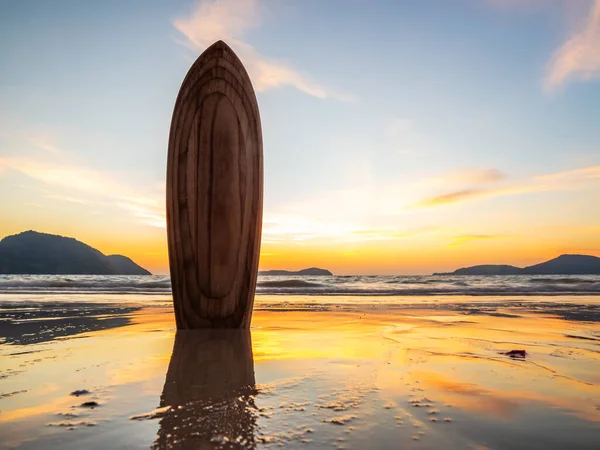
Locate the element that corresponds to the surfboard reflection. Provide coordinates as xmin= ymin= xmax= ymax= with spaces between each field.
xmin=154 ymin=330 xmax=257 ymax=449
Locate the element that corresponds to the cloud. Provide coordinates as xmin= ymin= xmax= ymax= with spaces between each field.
xmin=26 ymin=136 xmax=64 ymax=155
xmin=427 ymin=169 xmax=506 ymax=186
xmin=261 ymin=212 xmax=430 ymax=244
xmin=482 ymin=0 xmax=600 ymax=91
xmin=414 ymin=189 xmax=487 ymax=208
xmin=534 ymin=165 xmax=600 ymax=181
xmin=0 ymin=124 xmax=64 ymax=156
xmin=413 ymin=164 xmax=600 ymax=209
xmin=260 ymin=161 xmax=599 ymax=246
xmin=545 ymin=0 xmax=600 ymax=91
xmin=0 ymin=156 xmax=165 ymax=228
xmin=1 ymin=158 xmax=114 ymax=195
xmin=262 ymin=213 xmax=362 ymax=244
xmin=410 ymin=168 xmax=506 ymax=206
xmin=173 ymin=0 xmax=355 ymax=101
xmin=173 ymin=0 xmax=259 ymax=47
xmin=117 ymin=198 xmax=167 ymax=229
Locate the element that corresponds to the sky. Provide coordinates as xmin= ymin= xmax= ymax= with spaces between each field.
xmin=0 ymin=0 xmax=599 ymax=275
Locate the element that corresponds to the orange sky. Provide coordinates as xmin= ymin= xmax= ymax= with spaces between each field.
xmin=1 ymin=210 xmax=599 ymax=275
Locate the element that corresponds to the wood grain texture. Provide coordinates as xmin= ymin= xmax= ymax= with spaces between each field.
xmin=166 ymin=40 xmax=263 ymax=329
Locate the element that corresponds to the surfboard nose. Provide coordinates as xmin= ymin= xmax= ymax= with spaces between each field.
xmin=207 ymin=39 xmax=231 ymax=52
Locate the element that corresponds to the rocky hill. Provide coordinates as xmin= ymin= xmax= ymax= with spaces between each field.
xmin=0 ymin=231 xmax=151 ymax=275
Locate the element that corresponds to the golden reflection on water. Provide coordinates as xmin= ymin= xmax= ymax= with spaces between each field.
xmin=0 ymin=306 xmax=599 ymax=449
xmin=148 ymin=309 xmax=600 ymax=448
xmin=156 ymin=330 xmax=257 ymax=449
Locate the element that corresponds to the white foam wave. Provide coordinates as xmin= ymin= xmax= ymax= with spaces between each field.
xmin=0 ymin=274 xmax=599 ymax=296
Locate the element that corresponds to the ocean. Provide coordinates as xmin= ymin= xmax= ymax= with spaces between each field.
xmin=1 ymin=273 xmax=599 ymax=297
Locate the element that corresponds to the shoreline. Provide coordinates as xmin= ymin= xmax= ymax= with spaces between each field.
xmin=2 ymin=274 xmax=600 ymax=298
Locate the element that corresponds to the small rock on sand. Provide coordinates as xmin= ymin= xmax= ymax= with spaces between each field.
xmin=70 ymin=389 xmax=90 ymax=397
xmin=79 ymin=401 xmax=99 ymax=408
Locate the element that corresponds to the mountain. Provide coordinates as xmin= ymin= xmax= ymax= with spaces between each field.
xmin=105 ymin=255 xmax=151 ymax=275
xmin=450 ymin=264 xmax=522 ymax=276
xmin=522 ymin=254 xmax=600 ymax=275
xmin=0 ymin=231 xmax=151 ymax=275
xmin=436 ymin=254 xmax=600 ymax=276
xmin=259 ymin=267 xmax=333 ymax=276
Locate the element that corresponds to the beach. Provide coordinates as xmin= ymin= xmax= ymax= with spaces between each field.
xmin=3 ymin=0 xmax=600 ymax=448
xmin=1 ymin=278 xmax=599 ymax=449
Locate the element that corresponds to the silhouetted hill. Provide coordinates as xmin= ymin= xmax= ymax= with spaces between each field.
xmin=450 ymin=265 xmax=522 ymax=276
xmin=0 ymin=231 xmax=151 ymax=275
xmin=105 ymin=255 xmax=151 ymax=275
xmin=259 ymin=267 xmax=333 ymax=276
xmin=435 ymin=254 xmax=600 ymax=275
xmin=522 ymin=254 xmax=600 ymax=275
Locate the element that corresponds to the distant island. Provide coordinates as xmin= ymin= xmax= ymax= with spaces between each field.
xmin=259 ymin=267 xmax=333 ymax=276
xmin=435 ymin=254 xmax=600 ymax=276
xmin=0 ymin=231 xmax=151 ymax=275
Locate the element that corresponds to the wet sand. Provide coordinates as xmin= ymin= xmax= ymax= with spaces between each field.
xmin=0 ymin=299 xmax=599 ymax=449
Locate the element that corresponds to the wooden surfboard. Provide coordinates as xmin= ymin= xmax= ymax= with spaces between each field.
xmin=166 ymin=40 xmax=263 ymax=329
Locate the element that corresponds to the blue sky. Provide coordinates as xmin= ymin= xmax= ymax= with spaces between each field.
xmin=1 ymin=0 xmax=599 ymax=274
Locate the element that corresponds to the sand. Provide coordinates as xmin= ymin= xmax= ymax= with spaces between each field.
xmin=0 ymin=297 xmax=599 ymax=449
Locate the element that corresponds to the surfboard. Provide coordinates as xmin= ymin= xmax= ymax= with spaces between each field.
xmin=166 ymin=40 xmax=263 ymax=329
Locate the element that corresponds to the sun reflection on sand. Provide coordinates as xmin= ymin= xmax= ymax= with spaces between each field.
xmin=155 ymin=330 xmax=257 ymax=449
xmin=0 ymin=304 xmax=599 ymax=449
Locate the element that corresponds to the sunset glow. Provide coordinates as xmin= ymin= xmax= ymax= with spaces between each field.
xmin=1 ymin=0 xmax=599 ymax=275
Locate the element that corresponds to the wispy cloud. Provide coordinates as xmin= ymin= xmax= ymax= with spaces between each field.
xmin=482 ymin=0 xmax=600 ymax=91
xmin=259 ymin=161 xmax=599 ymax=246
xmin=173 ymin=0 xmax=355 ymax=101
xmin=426 ymin=169 xmax=506 ymax=186
xmin=26 ymin=136 xmax=64 ymax=156
xmin=545 ymin=0 xmax=600 ymax=91
xmin=261 ymin=212 xmax=432 ymax=245
xmin=0 ymin=156 xmax=165 ymax=228
xmin=0 ymin=124 xmax=65 ymax=156
xmin=414 ymin=164 xmax=600 ymax=209
xmin=0 ymin=152 xmax=423 ymax=242
xmin=415 ymin=189 xmax=487 ymax=208
xmin=413 ymin=169 xmax=507 ymax=206
xmin=263 ymin=214 xmax=366 ymax=244
xmin=534 ymin=165 xmax=600 ymax=181
xmin=117 ymin=198 xmax=167 ymax=229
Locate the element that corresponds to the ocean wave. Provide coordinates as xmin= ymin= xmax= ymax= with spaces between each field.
xmin=0 ymin=274 xmax=599 ymax=296
xmin=533 ymin=278 xmax=599 ymax=285
xmin=257 ymin=280 xmax=324 ymax=288
xmin=255 ymin=285 xmax=600 ymax=296
xmin=0 ymin=275 xmax=171 ymax=294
